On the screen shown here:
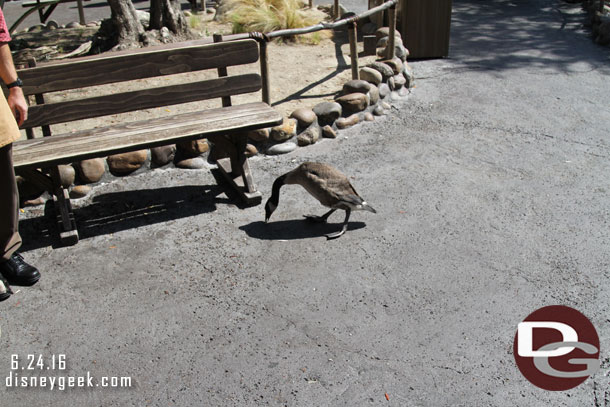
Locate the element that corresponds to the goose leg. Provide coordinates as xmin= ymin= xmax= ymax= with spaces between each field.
xmin=325 ymin=209 xmax=351 ymax=240
xmin=304 ymin=208 xmax=336 ymax=223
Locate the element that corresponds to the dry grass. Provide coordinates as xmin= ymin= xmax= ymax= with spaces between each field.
xmin=223 ymin=0 xmax=332 ymax=43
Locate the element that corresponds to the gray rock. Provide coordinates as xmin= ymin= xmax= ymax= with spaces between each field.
xmin=175 ymin=156 xmax=206 ymax=169
xmin=335 ymin=93 xmax=369 ymax=115
xmin=364 ymin=112 xmax=375 ymax=122
xmin=270 ymin=118 xmax=297 ymax=142
xmin=336 ymin=114 xmax=360 ymax=129
xmin=373 ymin=105 xmax=386 ymax=116
xmin=289 ymin=108 xmax=317 ymax=129
xmin=69 ymin=185 xmax=91 ymax=199
xmin=381 ymin=58 xmax=403 ymax=75
xmin=151 ymin=145 xmax=176 ymax=167
xmin=65 ymin=22 xmax=82 ymax=29
xmin=403 ymin=63 xmax=415 ymax=88
xmin=58 ymin=165 xmax=75 ymax=188
xmin=381 ymin=101 xmax=392 ymax=110
xmin=393 ymin=74 xmax=406 ymax=89
xmin=367 ymin=61 xmax=394 ymax=80
xmin=297 ymin=127 xmax=320 ymax=147
xmin=107 ymin=150 xmax=148 ymax=175
xmin=266 ymin=142 xmax=297 ymax=155
xmin=379 ymin=83 xmax=391 ymax=99
xmin=313 ymin=102 xmax=342 ymax=126
xmin=76 ymin=158 xmax=105 ymax=184
xmin=342 ymin=79 xmax=372 ymax=95
xmin=245 ymin=144 xmax=258 ymax=157
xmin=359 ymin=67 xmax=383 ymax=86
xmin=387 ymin=76 xmax=396 ymax=91
xmin=398 ymin=87 xmax=410 ymax=97
xmin=368 ymin=85 xmax=380 ymax=105
xmin=375 ymin=27 xmax=402 ymax=41
xmin=177 ymin=139 xmax=209 ymax=158
xmin=378 ymin=44 xmax=409 ymax=62
xmin=322 ymin=125 xmax=337 ymax=139
xmin=246 ymin=128 xmax=270 ymax=142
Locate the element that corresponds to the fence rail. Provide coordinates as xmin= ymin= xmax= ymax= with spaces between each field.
xmin=219 ymin=0 xmax=399 ymax=105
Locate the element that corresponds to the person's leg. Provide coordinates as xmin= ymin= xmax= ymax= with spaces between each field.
xmin=0 ymin=143 xmax=39 ymax=287
xmin=0 ymin=143 xmax=22 ymax=261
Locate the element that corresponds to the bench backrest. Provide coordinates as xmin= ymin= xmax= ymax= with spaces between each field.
xmin=16 ymin=39 xmax=262 ymax=132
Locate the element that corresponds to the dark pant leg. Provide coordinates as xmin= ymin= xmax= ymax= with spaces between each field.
xmin=0 ymin=143 xmax=21 ymax=261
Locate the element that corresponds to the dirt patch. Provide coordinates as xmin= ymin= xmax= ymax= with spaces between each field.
xmin=11 ymin=12 xmax=378 ymax=137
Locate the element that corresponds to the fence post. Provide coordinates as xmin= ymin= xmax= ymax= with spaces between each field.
xmin=334 ymin=0 xmax=340 ymax=19
xmin=348 ymin=21 xmax=359 ymax=80
xmin=387 ymin=2 xmax=396 ymax=59
xmin=259 ymin=40 xmax=271 ymax=105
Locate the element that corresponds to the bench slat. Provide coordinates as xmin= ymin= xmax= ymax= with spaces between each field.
xmin=18 ymin=39 xmax=260 ymax=96
xmin=14 ymin=102 xmax=282 ymax=168
xmin=23 ymin=73 xmax=262 ymax=128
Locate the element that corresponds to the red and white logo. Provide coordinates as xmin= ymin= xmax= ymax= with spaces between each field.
xmin=513 ymin=305 xmax=600 ymax=391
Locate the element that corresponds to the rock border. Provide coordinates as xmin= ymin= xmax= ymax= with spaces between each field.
xmin=18 ymin=23 xmax=415 ymax=205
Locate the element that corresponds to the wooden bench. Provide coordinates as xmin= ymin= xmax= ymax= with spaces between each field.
xmin=10 ymin=38 xmax=283 ymax=245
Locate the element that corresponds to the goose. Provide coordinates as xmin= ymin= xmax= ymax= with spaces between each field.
xmin=264 ymin=162 xmax=377 ymax=239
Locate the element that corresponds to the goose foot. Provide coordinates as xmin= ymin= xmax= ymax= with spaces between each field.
xmin=303 ymin=208 xmax=336 ymax=223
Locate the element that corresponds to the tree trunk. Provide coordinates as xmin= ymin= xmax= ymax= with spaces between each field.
xmin=149 ymin=0 xmax=188 ymax=34
xmin=107 ymin=0 xmax=145 ymax=45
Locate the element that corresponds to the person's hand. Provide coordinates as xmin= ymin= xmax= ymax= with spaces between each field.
xmin=7 ymin=87 xmax=27 ymax=127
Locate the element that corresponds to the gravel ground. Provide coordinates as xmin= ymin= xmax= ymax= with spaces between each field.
xmin=1 ymin=0 xmax=610 ymax=406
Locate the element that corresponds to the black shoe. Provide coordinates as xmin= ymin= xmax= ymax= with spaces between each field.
xmin=0 ymin=273 xmax=12 ymax=302
xmin=0 ymin=253 xmax=41 ymax=286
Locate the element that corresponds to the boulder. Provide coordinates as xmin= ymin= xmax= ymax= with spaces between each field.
xmin=375 ymin=27 xmax=401 ymax=41
xmin=175 ymin=156 xmax=206 ymax=169
xmin=289 ymin=108 xmax=317 ymax=129
xmin=177 ymin=139 xmax=209 ymax=158
xmin=245 ymin=144 xmax=258 ymax=157
xmin=246 ymin=128 xmax=270 ymax=142
xmin=335 ymin=93 xmax=369 ymax=115
xmin=335 ymin=114 xmax=360 ymax=129
xmin=313 ymin=101 xmax=342 ymax=126
xmin=70 ymin=185 xmax=91 ymax=199
xmin=381 ymin=58 xmax=403 ymax=75
xmin=270 ymin=118 xmax=297 ymax=142
xmin=342 ymin=79 xmax=372 ymax=95
xmin=367 ymin=61 xmax=394 ymax=80
xmin=379 ymin=83 xmax=391 ymax=99
xmin=266 ymin=141 xmax=297 ymax=155
xmin=393 ymin=74 xmax=406 ymax=89
xmin=296 ymin=127 xmax=320 ymax=146
xmin=321 ymin=125 xmax=337 ymax=139
xmin=364 ymin=112 xmax=375 ymax=122
xmin=403 ymin=63 xmax=415 ymax=88
xmin=58 ymin=165 xmax=75 ymax=188
xmin=359 ymin=67 xmax=383 ymax=86
xmin=107 ymin=150 xmax=148 ymax=175
xmin=76 ymin=158 xmax=105 ymax=183
xmin=151 ymin=145 xmax=176 ymax=167
xmin=368 ymin=85 xmax=380 ymax=105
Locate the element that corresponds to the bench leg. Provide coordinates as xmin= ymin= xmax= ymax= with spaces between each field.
xmin=49 ymin=167 xmax=79 ymax=246
xmin=17 ymin=167 xmax=79 ymax=245
xmin=209 ymin=134 xmax=262 ymax=205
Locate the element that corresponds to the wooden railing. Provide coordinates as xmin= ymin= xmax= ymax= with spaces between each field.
xmin=216 ymin=0 xmax=399 ymax=105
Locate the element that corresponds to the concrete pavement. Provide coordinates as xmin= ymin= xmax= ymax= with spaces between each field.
xmin=1 ymin=0 xmax=609 ymax=406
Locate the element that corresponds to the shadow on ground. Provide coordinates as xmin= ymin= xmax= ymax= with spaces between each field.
xmin=448 ymin=0 xmax=610 ymax=74
xmin=18 ymin=183 xmax=231 ymax=251
xmin=240 ymin=219 xmax=366 ymax=240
